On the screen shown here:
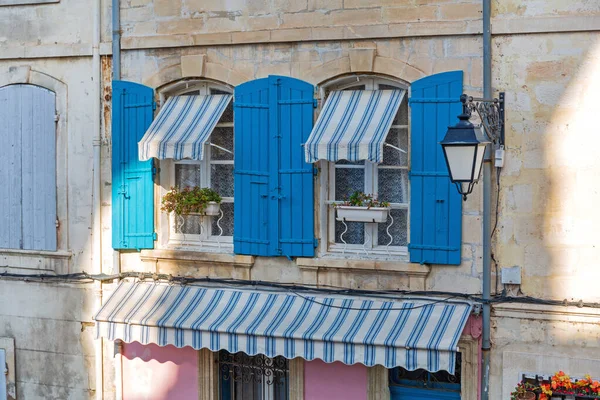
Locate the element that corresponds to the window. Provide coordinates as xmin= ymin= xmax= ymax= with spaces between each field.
xmin=219 ymin=350 xmax=289 ymax=400
xmin=322 ymin=77 xmax=409 ymax=256
xmin=163 ymin=81 xmax=234 ymax=250
xmin=0 ymin=84 xmax=57 ymax=251
xmin=389 ymin=353 xmax=461 ymax=399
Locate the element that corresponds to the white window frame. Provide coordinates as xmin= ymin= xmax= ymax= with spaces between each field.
xmin=157 ymin=80 xmax=234 ymax=252
xmin=318 ymin=76 xmax=410 ymax=258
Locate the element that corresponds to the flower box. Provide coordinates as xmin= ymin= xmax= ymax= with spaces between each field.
xmin=336 ymin=206 xmax=390 ymax=223
xmin=185 ymin=201 xmax=220 ymax=216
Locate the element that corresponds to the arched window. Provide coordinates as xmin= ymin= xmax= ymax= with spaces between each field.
xmin=159 ymin=80 xmax=234 ymax=250
xmin=0 ymin=84 xmax=57 ymax=251
xmin=319 ymin=76 xmax=409 ymax=256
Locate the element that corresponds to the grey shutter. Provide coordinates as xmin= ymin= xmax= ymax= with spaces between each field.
xmin=0 ymin=85 xmax=57 ymax=251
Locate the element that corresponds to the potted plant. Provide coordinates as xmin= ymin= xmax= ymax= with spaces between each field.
xmin=511 ymin=381 xmax=538 ymax=400
xmin=334 ymin=191 xmax=390 ymax=223
xmin=161 ymin=186 xmax=222 ymax=216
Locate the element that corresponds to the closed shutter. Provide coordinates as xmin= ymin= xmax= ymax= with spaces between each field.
xmin=112 ymin=80 xmax=156 ymax=250
xmin=234 ymin=76 xmax=316 ymax=257
xmin=233 ymin=78 xmax=272 ymax=256
xmin=275 ymin=76 xmax=316 ymax=257
xmin=409 ymin=71 xmax=463 ymax=265
xmin=0 ymin=85 xmax=56 ymax=251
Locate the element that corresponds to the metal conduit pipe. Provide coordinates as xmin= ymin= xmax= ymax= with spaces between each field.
xmin=481 ymin=0 xmax=493 ymax=399
xmin=112 ymin=0 xmax=121 ymax=80
xmin=92 ymin=0 xmax=103 ymax=397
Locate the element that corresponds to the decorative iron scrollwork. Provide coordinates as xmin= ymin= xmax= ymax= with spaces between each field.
xmin=219 ymin=350 xmax=289 ymax=387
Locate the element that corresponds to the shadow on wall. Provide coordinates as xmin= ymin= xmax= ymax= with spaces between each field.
xmin=122 ymin=342 xmax=199 ymax=400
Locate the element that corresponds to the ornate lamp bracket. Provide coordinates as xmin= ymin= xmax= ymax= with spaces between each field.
xmin=460 ymin=92 xmax=505 ymax=146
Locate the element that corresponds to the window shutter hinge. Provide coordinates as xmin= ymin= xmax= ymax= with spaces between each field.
xmin=152 ymin=166 xmax=157 ymax=176
xmin=152 ymin=232 xmax=158 ymax=240
xmin=313 ymin=167 xmax=318 ymax=176
xmin=55 ymin=218 xmax=60 ymax=229
xmin=313 ymin=238 xmax=319 ymax=248
xmin=313 ymin=99 xmax=318 ymax=108
xmin=54 ymin=114 xmax=60 ymax=122
xmin=152 ymin=101 xmax=157 ymax=110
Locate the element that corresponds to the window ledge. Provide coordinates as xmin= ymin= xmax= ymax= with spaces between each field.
xmin=296 ymin=256 xmax=430 ymax=276
xmin=0 ymin=248 xmax=71 ymax=274
xmin=140 ymin=249 xmax=255 ymax=278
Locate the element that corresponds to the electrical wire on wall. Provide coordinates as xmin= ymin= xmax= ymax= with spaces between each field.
xmin=1 ymin=270 xmax=599 ymax=311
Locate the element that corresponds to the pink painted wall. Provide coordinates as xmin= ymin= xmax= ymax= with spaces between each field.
xmin=304 ymin=360 xmax=368 ymax=400
xmin=122 ymin=343 xmax=198 ymax=400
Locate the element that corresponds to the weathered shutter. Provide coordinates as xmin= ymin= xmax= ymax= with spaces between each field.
xmin=0 ymin=85 xmax=56 ymax=251
xmin=275 ymin=76 xmax=316 ymax=257
xmin=234 ymin=76 xmax=316 ymax=257
xmin=112 ymin=81 xmax=156 ymax=250
xmin=233 ymin=78 xmax=272 ymax=256
xmin=409 ymin=71 xmax=463 ymax=265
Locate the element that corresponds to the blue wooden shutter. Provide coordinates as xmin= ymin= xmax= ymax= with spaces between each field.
xmin=409 ymin=71 xmax=463 ymax=265
xmin=112 ymin=80 xmax=156 ymax=250
xmin=0 ymin=84 xmax=57 ymax=251
xmin=274 ymin=76 xmax=316 ymax=257
xmin=233 ymin=78 xmax=272 ymax=255
xmin=234 ymin=76 xmax=316 ymax=257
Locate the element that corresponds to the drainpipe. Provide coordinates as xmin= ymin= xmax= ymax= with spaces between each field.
xmin=92 ymin=0 xmax=103 ymax=397
xmin=112 ymin=0 xmax=121 ymax=80
xmin=481 ymin=0 xmax=492 ymax=399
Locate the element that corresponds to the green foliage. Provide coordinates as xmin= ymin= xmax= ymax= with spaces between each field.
xmin=338 ymin=191 xmax=390 ymax=208
xmin=161 ymin=186 xmax=222 ymax=215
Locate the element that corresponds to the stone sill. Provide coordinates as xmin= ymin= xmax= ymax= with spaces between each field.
xmin=140 ymin=249 xmax=254 ymax=270
xmin=493 ymin=302 xmax=600 ymax=323
xmin=0 ymin=248 xmax=72 ymax=274
xmin=296 ymin=257 xmax=430 ymax=277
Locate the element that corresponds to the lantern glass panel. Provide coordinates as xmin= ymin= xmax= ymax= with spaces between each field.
xmin=472 ymin=143 xmax=487 ymax=182
xmin=443 ymin=144 xmax=477 ymax=182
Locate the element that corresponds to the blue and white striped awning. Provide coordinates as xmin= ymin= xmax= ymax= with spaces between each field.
xmin=305 ymin=90 xmax=405 ymax=163
xmin=95 ymin=282 xmax=471 ymax=373
xmin=138 ymin=94 xmax=232 ymax=161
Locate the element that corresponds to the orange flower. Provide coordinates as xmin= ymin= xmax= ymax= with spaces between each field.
xmin=540 ymin=383 xmax=552 ymax=395
xmin=539 ymin=395 xmax=549 ymax=400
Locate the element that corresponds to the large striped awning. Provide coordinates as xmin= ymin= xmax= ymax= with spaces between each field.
xmin=305 ymin=90 xmax=405 ymax=163
xmin=95 ymin=282 xmax=472 ymax=373
xmin=138 ymin=94 xmax=232 ymax=161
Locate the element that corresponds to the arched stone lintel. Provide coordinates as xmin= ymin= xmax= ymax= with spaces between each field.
xmin=145 ymin=55 xmax=253 ymax=90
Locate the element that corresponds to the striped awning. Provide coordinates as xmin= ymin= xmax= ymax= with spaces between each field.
xmin=305 ymin=90 xmax=405 ymax=163
xmin=138 ymin=94 xmax=232 ymax=161
xmin=95 ymin=282 xmax=472 ymax=373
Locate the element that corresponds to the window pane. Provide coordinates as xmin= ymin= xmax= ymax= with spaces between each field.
xmin=335 ymin=220 xmax=364 ymax=245
xmin=210 ymin=127 xmax=234 ymax=160
xmin=377 ymin=209 xmax=408 ymax=246
xmin=378 ymin=169 xmax=408 ymax=203
xmin=394 ymin=95 xmax=409 ymax=126
xmin=335 ymin=166 xmax=364 ymax=201
xmin=382 ymin=128 xmax=408 ymax=167
xmin=211 ymin=202 xmax=233 ymax=237
xmin=211 ymin=164 xmax=234 ymax=197
xmin=175 ymin=163 xmax=201 ymax=188
xmin=181 ymin=90 xmax=200 ymax=96
xmin=174 ymin=214 xmax=202 ymax=235
xmin=210 ymin=88 xmax=233 ymax=123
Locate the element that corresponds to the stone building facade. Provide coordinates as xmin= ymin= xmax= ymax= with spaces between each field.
xmin=0 ymin=0 xmax=599 ymax=399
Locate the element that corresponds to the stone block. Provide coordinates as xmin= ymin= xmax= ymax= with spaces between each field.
xmin=180 ymin=54 xmax=205 ymax=77
xmin=349 ymin=48 xmax=375 ymax=72
xmin=192 ymin=32 xmax=233 ymax=45
xmin=270 ymin=28 xmax=312 ymax=42
xmin=305 ymin=56 xmax=350 ymax=84
xmin=438 ymin=2 xmax=482 ymax=20
xmin=331 ymin=8 xmax=382 ymax=26
xmin=308 ymin=0 xmax=342 ymax=10
xmin=154 ymin=0 xmax=181 ymax=17
xmin=232 ymin=30 xmax=271 ymax=44
xmin=382 ymin=6 xmax=438 ymax=23
xmin=157 ymin=19 xmax=203 ymax=35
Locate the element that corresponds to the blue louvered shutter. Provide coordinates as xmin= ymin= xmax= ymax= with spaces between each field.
xmin=233 ymin=78 xmax=272 ymax=255
xmin=409 ymin=71 xmax=463 ymax=265
xmin=234 ymin=76 xmax=316 ymax=257
xmin=112 ymin=80 xmax=156 ymax=250
xmin=273 ymin=76 xmax=315 ymax=257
